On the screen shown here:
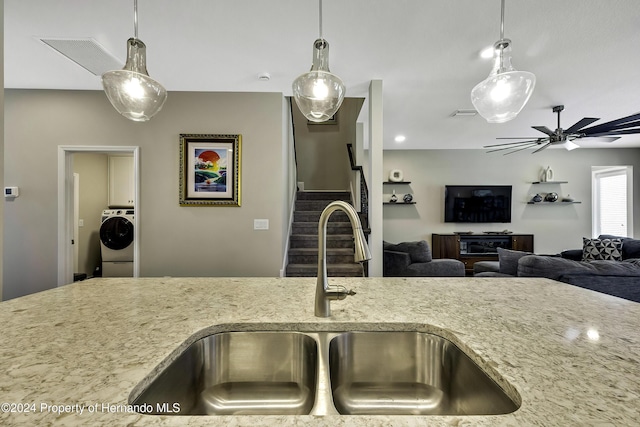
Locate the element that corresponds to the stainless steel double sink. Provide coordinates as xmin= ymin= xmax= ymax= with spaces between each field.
xmin=131 ymin=328 xmax=520 ymax=416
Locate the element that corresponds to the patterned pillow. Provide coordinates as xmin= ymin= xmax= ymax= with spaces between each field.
xmin=582 ymin=238 xmax=623 ymax=261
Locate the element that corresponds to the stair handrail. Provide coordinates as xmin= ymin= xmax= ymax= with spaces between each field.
xmin=346 ymin=143 xmax=369 ymax=230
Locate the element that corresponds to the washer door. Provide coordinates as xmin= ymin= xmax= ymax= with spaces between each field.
xmin=100 ymin=217 xmax=134 ymax=250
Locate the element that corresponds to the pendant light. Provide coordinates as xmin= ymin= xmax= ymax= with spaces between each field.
xmin=471 ymin=0 xmax=535 ymax=123
xmin=292 ymin=0 xmax=345 ymax=123
xmin=102 ymin=0 xmax=167 ymax=122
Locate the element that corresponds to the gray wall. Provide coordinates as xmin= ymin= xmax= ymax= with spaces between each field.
xmin=383 ymin=148 xmax=640 ymax=254
xmin=292 ymin=98 xmax=364 ymax=190
xmin=3 ymin=90 xmax=288 ymax=300
xmin=73 ymin=153 xmax=108 ymax=276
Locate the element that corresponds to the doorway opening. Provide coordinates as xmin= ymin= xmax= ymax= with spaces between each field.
xmin=57 ymin=146 xmax=140 ymax=286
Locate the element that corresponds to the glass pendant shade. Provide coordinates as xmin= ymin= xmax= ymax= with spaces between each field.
xmin=292 ymin=39 xmax=345 ymax=122
xmin=471 ymin=40 xmax=536 ymax=124
xmin=102 ymin=38 xmax=167 ymax=122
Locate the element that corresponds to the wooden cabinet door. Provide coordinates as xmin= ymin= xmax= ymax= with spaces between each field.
xmin=432 ymin=234 xmax=459 ymax=259
xmin=511 ymin=235 xmax=534 ymax=252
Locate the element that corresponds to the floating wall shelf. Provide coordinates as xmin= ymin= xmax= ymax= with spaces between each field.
xmin=531 ymin=181 xmax=568 ymax=184
xmin=527 ymin=201 xmax=581 ymax=205
xmin=528 ymin=180 xmax=580 ymax=204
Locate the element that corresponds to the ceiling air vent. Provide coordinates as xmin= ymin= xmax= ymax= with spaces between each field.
xmin=39 ymin=38 xmax=123 ymax=76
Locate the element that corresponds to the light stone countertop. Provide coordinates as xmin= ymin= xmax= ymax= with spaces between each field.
xmin=1 ymin=276 xmax=639 ymax=426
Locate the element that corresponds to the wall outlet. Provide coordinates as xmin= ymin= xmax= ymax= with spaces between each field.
xmin=254 ymin=219 xmax=269 ymax=230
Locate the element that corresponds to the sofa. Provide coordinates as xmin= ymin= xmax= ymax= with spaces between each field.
xmin=383 ymin=240 xmax=465 ymax=277
xmin=474 ymin=235 xmax=640 ymax=303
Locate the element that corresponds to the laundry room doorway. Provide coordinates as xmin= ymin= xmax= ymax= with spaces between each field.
xmin=57 ymin=146 xmax=140 ymax=286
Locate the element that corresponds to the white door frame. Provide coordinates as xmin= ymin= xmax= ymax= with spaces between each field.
xmin=57 ymin=145 xmax=140 ymax=286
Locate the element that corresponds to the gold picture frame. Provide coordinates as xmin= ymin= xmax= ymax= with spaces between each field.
xmin=179 ymin=134 xmax=242 ymax=206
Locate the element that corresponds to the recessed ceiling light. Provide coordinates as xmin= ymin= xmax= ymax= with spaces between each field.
xmin=394 ymin=135 xmax=406 ymax=143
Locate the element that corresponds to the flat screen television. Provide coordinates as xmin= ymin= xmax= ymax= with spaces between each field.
xmin=444 ymin=185 xmax=512 ymax=223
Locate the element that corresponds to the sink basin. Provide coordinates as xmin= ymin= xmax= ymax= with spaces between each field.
xmin=328 ymin=331 xmax=519 ymax=415
xmin=132 ymin=328 xmax=519 ymax=417
xmin=132 ymin=331 xmax=318 ymax=415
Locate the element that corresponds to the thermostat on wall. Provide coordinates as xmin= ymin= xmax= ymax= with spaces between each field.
xmin=4 ymin=187 xmax=19 ymax=198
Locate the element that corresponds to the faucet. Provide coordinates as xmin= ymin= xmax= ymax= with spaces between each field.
xmin=315 ymin=200 xmax=372 ymax=317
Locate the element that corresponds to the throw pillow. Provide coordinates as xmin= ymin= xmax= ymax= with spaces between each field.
xmin=582 ymin=238 xmax=623 ymax=261
xmin=497 ymin=247 xmax=532 ymax=276
xmin=384 ymin=241 xmax=432 ymax=263
xmin=598 ymin=234 xmax=640 ymax=260
xmin=560 ymin=249 xmax=583 ymax=261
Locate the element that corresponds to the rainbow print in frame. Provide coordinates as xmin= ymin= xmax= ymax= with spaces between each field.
xmin=179 ymin=134 xmax=241 ymax=206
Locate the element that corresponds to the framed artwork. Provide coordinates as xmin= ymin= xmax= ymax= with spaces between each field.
xmin=179 ymin=134 xmax=242 ymax=206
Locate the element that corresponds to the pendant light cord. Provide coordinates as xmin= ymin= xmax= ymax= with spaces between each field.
xmin=319 ymin=0 xmax=323 ymax=39
xmin=499 ymin=0 xmax=505 ymax=40
xmin=496 ymin=0 xmax=507 ymax=72
xmin=133 ymin=0 xmax=139 ymax=39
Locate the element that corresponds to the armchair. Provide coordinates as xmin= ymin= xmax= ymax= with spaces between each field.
xmin=383 ymin=240 xmax=465 ymax=277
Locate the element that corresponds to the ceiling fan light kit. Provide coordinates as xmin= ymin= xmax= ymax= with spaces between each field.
xmin=292 ymin=0 xmax=345 ymax=123
xmin=471 ymin=0 xmax=536 ymax=123
xmin=101 ymin=0 xmax=167 ymax=122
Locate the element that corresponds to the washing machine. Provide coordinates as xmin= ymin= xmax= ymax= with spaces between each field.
xmin=100 ymin=209 xmax=134 ymax=277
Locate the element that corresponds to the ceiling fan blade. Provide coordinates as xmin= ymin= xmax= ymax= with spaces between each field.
xmin=584 ymin=120 xmax=640 ymax=136
xmin=581 ymin=112 xmax=640 ymax=135
xmin=495 ymin=137 xmax=542 ymax=140
xmin=484 ymin=139 xmax=542 ymax=148
xmin=580 ymin=136 xmax=621 ymax=143
xmin=564 ymin=117 xmax=599 ymax=133
xmin=532 ymin=126 xmax=554 ymax=136
xmin=501 ymin=142 xmax=542 ymax=155
xmin=587 ymin=128 xmax=640 ymax=137
xmin=531 ymin=142 xmax=552 ymax=154
xmin=486 ymin=142 xmax=540 ymax=153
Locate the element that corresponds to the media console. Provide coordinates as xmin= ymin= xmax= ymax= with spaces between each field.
xmin=432 ymin=233 xmax=534 ymax=275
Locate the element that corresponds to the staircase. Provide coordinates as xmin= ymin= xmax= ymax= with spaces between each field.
xmin=286 ymin=191 xmax=365 ymax=277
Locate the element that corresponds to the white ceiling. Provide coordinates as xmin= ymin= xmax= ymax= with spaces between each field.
xmin=5 ymin=0 xmax=640 ymax=150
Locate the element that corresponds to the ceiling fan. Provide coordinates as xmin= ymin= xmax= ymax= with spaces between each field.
xmin=485 ymin=105 xmax=640 ymax=154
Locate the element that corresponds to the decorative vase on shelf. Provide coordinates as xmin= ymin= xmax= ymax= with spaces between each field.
xmin=541 ymin=166 xmax=553 ymax=182
xmin=531 ymin=193 xmax=543 ymax=203
xmin=389 ymin=169 xmax=404 ymax=182
xmin=389 ymin=190 xmax=397 ymax=203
